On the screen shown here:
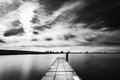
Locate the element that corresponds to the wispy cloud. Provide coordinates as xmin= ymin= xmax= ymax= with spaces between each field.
xmin=0 ymin=0 xmax=120 ymax=52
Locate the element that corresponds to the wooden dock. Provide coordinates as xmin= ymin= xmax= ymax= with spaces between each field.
xmin=41 ymin=57 xmax=81 ymax=80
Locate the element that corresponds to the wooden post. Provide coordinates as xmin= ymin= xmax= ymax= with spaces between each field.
xmin=66 ymin=51 xmax=70 ymax=62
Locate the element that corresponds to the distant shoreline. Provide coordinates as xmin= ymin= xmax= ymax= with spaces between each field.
xmin=0 ymin=49 xmax=120 ymax=55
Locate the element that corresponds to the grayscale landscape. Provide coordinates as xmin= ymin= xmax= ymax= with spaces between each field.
xmin=0 ymin=0 xmax=120 ymax=80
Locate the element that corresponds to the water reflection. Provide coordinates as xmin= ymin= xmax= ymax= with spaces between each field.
xmin=0 ymin=54 xmax=120 ymax=80
xmin=0 ymin=54 xmax=65 ymax=80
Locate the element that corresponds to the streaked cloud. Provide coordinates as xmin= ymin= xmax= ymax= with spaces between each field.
xmin=0 ymin=0 xmax=120 ymax=52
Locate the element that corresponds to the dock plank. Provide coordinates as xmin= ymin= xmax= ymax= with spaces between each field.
xmin=41 ymin=57 xmax=81 ymax=80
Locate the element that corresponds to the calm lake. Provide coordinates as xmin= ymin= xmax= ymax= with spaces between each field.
xmin=0 ymin=53 xmax=120 ymax=80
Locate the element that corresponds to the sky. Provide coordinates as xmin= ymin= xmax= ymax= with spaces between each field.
xmin=0 ymin=0 xmax=120 ymax=52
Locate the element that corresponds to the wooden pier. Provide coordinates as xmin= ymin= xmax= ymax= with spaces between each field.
xmin=41 ymin=57 xmax=81 ymax=80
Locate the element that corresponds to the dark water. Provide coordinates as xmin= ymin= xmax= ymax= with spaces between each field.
xmin=0 ymin=54 xmax=120 ymax=80
xmin=69 ymin=54 xmax=120 ymax=80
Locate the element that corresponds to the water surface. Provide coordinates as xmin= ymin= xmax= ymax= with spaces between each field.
xmin=69 ymin=54 xmax=120 ymax=80
xmin=0 ymin=53 xmax=120 ymax=80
